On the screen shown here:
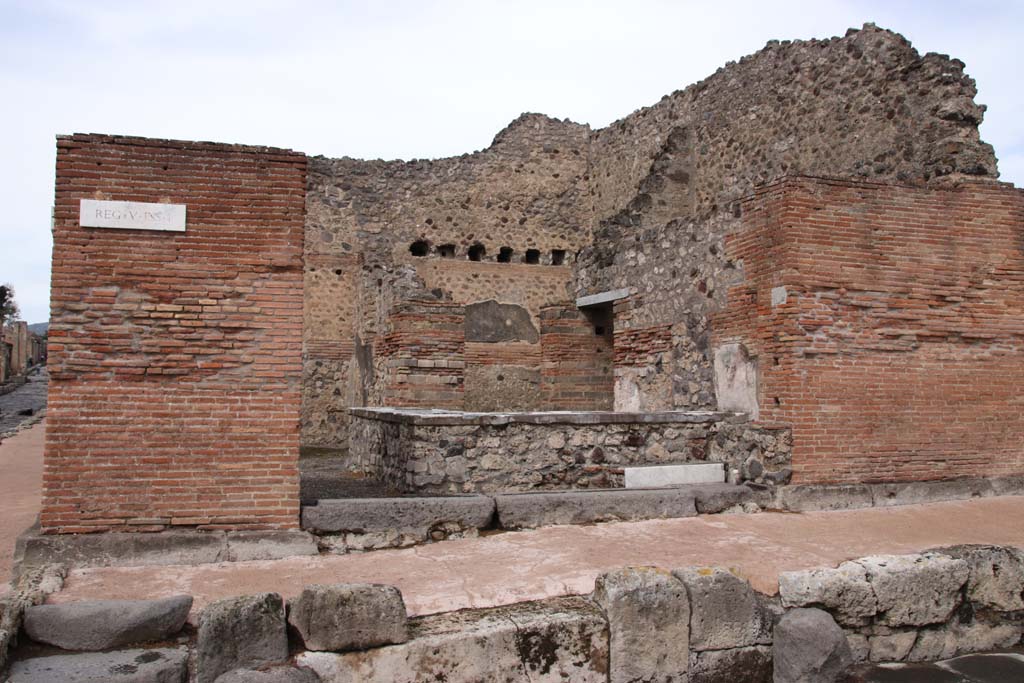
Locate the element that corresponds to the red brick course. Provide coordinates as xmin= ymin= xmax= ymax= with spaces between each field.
xmin=540 ymin=304 xmax=614 ymax=410
xmin=715 ymin=176 xmax=1024 ymax=484
xmin=44 ymin=134 xmax=306 ymax=533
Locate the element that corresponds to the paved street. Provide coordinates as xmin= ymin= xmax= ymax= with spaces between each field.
xmin=0 ymin=420 xmax=44 ymax=590
xmin=848 ymin=651 xmax=1024 ymax=682
xmin=0 ymin=368 xmax=47 ymax=438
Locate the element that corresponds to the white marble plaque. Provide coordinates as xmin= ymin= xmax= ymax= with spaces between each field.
xmin=79 ymin=199 xmax=186 ymax=232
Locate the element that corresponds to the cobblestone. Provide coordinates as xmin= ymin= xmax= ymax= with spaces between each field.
xmin=0 ymin=369 xmax=47 ymax=440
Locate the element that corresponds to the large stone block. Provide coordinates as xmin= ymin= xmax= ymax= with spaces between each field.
xmin=870 ymin=478 xmax=994 ymax=507
xmin=197 ymin=594 xmax=289 ymax=683
xmin=24 ymin=595 xmax=192 ymax=651
xmin=932 ymin=544 xmax=1024 ymax=611
xmin=772 ymin=608 xmax=852 ymax=683
xmin=215 ymin=667 xmax=320 ymax=683
xmin=674 ymin=567 xmax=773 ymax=651
xmin=225 ymin=531 xmax=319 ymax=562
xmin=301 ymin=496 xmax=494 ymax=534
xmin=297 ymin=597 xmax=608 ymax=682
xmin=907 ymin=620 xmax=1022 ymax=662
xmin=7 ymin=647 xmax=189 ymax=683
xmin=592 ymin=567 xmax=689 ymax=682
xmin=689 ymin=646 xmax=771 ymax=683
xmin=495 ymin=488 xmax=696 ymax=529
xmin=287 ymin=584 xmax=409 ymax=652
xmin=692 ymin=483 xmax=760 ymax=514
xmin=778 ymin=561 xmax=877 ymax=627
xmin=775 ymin=484 xmax=873 ymax=512
xmin=858 ymin=554 xmax=968 ymax=627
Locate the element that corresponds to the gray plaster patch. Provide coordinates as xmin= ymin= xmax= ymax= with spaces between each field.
xmin=465 ymin=300 xmax=539 ymax=343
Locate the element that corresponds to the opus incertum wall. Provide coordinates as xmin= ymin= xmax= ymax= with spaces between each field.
xmin=44 ymin=134 xmax=306 ymax=533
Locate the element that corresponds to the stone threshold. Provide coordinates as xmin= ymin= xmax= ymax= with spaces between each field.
xmin=349 ymin=406 xmax=745 ymax=426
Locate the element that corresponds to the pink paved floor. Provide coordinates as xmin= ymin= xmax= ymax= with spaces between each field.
xmin=0 ymin=420 xmax=45 ymax=594
xmin=51 ymin=495 xmax=1024 ymax=622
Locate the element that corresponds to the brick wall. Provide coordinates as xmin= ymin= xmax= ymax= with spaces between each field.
xmin=715 ymin=176 xmax=1024 ymax=484
xmin=540 ymin=304 xmax=614 ymax=410
xmin=376 ymin=300 xmax=465 ymax=408
xmin=44 ymin=134 xmax=306 ymax=533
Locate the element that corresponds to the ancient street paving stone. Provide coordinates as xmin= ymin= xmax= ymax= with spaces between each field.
xmin=846 ymin=651 xmax=1024 ymax=682
xmin=24 ymin=595 xmax=192 ymax=650
xmin=0 ymin=369 xmax=46 ymax=438
xmin=7 ymin=647 xmax=188 ymax=682
xmin=287 ymin=584 xmax=409 ymax=652
xmin=196 ymin=594 xmax=289 ymax=683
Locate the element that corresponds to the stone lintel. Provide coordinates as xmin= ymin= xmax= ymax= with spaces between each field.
xmin=575 ymin=288 xmax=631 ymax=308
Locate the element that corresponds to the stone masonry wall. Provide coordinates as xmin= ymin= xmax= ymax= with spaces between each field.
xmin=302 ymin=115 xmax=593 ymax=446
xmin=574 ymin=24 xmax=998 ymax=412
xmin=349 ymin=410 xmax=791 ymax=494
xmin=45 ymin=134 xmax=306 ymax=533
xmin=714 ymin=176 xmax=1024 ymax=485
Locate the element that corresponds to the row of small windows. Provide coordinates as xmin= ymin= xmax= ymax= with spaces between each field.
xmin=410 ymin=241 xmax=567 ymax=266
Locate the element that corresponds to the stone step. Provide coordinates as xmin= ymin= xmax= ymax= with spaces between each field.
xmin=624 ymin=462 xmax=725 ymax=488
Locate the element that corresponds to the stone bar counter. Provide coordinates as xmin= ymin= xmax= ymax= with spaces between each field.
xmin=348 ymin=408 xmax=792 ymax=494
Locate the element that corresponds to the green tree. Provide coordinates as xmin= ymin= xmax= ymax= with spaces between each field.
xmin=0 ymin=283 xmax=21 ymax=326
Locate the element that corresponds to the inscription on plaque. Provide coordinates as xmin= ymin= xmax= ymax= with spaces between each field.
xmin=79 ymin=199 xmax=186 ymax=232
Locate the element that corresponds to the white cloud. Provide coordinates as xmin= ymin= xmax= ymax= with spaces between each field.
xmin=1 ymin=0 xmax=1021 ymax=323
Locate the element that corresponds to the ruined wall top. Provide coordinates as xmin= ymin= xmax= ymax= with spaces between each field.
xmin=587 ymin=23 xmax=997 ymax=229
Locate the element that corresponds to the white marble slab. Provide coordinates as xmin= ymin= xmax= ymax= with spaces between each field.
xmin=80 ymin=199 xmax=186 ymax=232
xmin=624 ymin=463 xmax=725 ymax=488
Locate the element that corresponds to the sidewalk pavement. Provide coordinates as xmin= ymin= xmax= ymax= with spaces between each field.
xmin=49 ymin=495 xmax=1024 ymax=622
xmin=0 ymin=420 xmax=45 ymax=593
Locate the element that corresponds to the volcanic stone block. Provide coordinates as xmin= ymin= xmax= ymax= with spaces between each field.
xmin=870 ymin=478 xmax=994 ymax=507
xmin=779 ymin=561 xmax=878 ymax=627
xmin=197 ymin=594 xmax=288 ymax=683
xmin=773 ymin=608 xmax=852 ymax=683
xmin=297 ymin=597 xmax=608 ymax=682
xmin=776 ymin=484 xmax=873 ymax=512
xmin=301 ymin=496 xmax=494 ymax=534
xmin=692 ymin=483 xmax=759 ymax=514
xmin=689 ymin=646 xmax=772 ymax=683
xmin=215 ymin=667 xmax=321 ymax=683
xmin=673 ymin=567 xmax=773 ymax=651
xmin=932 ymin=544 xmax=1024 ymax=611
xmin=24 ymin=595 xmax=192 ymax=651
xmin=592 ymin=567 xmax=690 ymax=682
xmin=287 ymin=584 xmax=409 ymax=652
xmin=7 ymin=648 xmax=189 ymax=683
xmin=495 ymin=488 xmax=696 ymax=529
xmin=858 ymin=554 xmax=968 ymax=627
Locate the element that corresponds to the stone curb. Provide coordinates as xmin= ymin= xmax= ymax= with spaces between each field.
xmin=774 ymin=476 xmax=1024 ymax=512
xmin=495 ymin=487 xmax=697 ymax=529
xmin=301 ymin=495 xmax=495 ymax=534
xmin=16 ymin=528 xmax=318 ymax=574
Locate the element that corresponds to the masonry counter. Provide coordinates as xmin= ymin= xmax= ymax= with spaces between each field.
xmin=348 ymin=407 xmax=792 ymax=494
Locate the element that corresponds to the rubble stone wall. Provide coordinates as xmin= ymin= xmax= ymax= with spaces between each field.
xmin=348 ymin=409 xmax=791 ymax=494
xmin=302 ymin=116 xmax=593 ymax=446
xmin=715 ymin=176 xmax=1024 ymax=484
xmin=45 ymin=134 xmax=306 ymax=533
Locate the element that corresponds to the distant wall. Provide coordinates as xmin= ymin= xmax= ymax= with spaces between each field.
xmin=302 ymin=115 xmax=593 ymax=446
xmin=44 ymin=134 xmax=306 ymax=533
xmin=715 ymin=176 xmax=1024 ymax=484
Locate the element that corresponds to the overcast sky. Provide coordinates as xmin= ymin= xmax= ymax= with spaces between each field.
xmin=1 ymin=0 xmax=1021 ymax=324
